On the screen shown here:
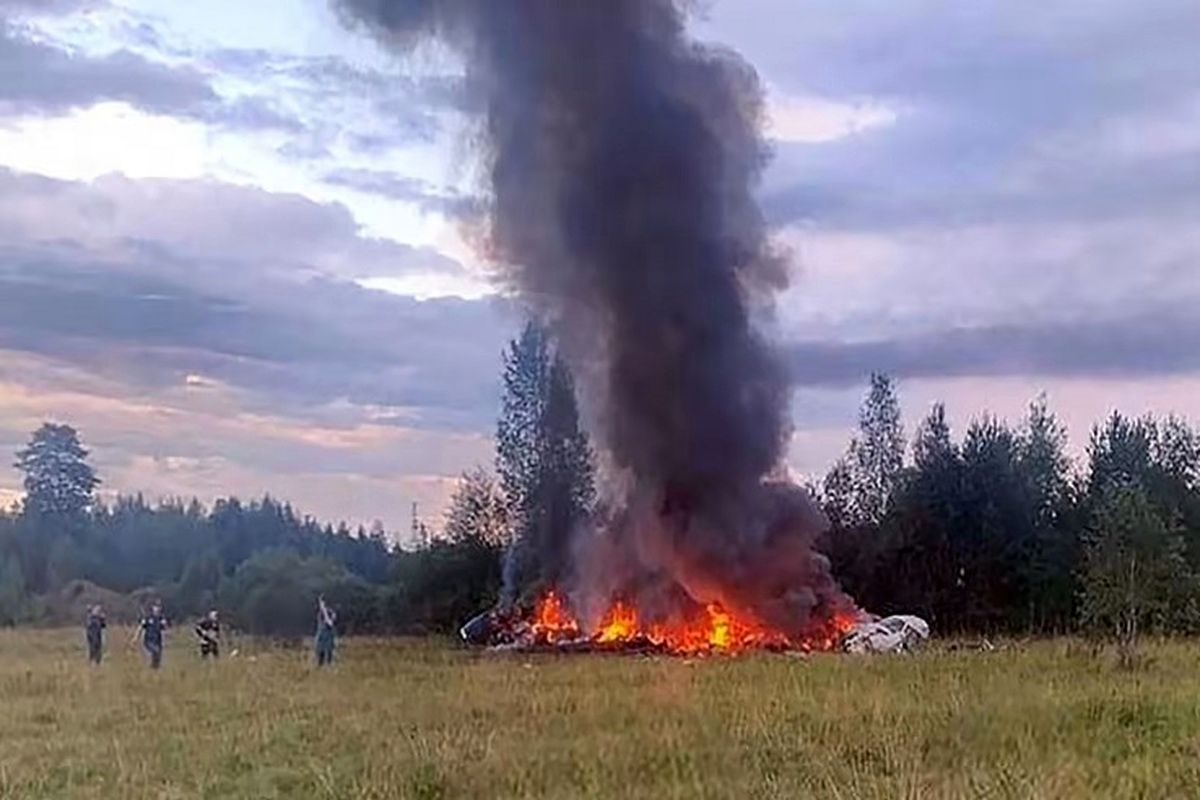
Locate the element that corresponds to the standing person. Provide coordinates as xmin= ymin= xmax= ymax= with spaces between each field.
xmin=84 ymin=604 xmax=107 ymax=665
xmin=314 ymin=595 xmax=337 ymax=667
xmin=137 ymin=602 xmax=169 ymax=670
xmin=195 ymin=609 xmax=220 ymax=660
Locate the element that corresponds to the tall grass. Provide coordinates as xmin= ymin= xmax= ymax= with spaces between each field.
xmin=1 ymin=629 xmax=1198 ymax=798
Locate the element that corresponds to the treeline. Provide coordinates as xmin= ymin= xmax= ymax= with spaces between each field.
xmin=0 ymin=321 xmax=591 ymax=638
xmin=0 ymin=482 xmax=395 ymax=631
xmin=5 ymin=343 xmax=1198 ymax=653
xmin=0 ymin=471 xmax=508 ymax=638
xmin=820 ymin=375 xmax=1200 ymax=653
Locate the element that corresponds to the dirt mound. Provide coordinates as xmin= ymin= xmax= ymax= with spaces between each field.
xmin=43 ymin=580 xmax=144 ymax=625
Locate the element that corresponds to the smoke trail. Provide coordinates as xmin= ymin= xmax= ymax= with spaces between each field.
xmin=334 ymin=0 xmax=851 ymax=636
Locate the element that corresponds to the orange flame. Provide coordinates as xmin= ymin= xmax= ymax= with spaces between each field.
xmin=596 ymin=601 xmax=638 ymax=643
xmin=526 ymin=590 xmax=860 ymax=655
xmin=530 ymin=590 xmax=580 ymax=643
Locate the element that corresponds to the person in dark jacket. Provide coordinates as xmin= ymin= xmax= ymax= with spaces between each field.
xmin=314 ymin=595 xmax=337 ymax=667
xmin=85 ymin=604 xmax=107 ymax=665
xmin=195 ymin=610 xmax=220 ymax=659
xmin=138 ymin=602 xmax=168 ymax=669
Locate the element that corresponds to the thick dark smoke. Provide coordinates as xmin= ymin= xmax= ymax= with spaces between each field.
xmin=335 ymin=0 xmax=852 ymax=636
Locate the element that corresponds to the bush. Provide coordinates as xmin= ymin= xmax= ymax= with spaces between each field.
xmin=219 ymin=549 xmax=380 ymax=637
xmin=386 ymin=541 xmax=502 ymax=634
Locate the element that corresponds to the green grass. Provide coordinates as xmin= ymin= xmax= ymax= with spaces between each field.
xmin=1 ymin=629 xmax=1199 ymax=798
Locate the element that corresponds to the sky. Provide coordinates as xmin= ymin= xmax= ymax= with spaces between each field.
xmin=1 ymin=0 xmax=1197 ymax=536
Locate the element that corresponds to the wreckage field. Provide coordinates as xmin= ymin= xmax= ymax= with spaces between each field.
xmin=2 ymin=630 xmax=1198 ymax=799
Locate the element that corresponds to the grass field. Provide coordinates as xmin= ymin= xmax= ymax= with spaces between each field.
xmin=1 ymin=630 xmax=1199 ymax=799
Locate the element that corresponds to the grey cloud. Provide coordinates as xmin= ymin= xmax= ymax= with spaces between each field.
xmin=765 ymin=144 xmax=1200 ymax=230
xmin=0 ymin=245 xmax=510 ymax=432
xmin=0 ymin=0 xmax=104 ymax=16
xmin=0 ymin=21 xmax=302 ymax=132
xmin=693 ymin=0 xmax=1200 ymax=391
xmin=0 ymin=168 xmax=500 ymax=429
xmin=5 ymin=4 xmax=456 ymax=152
xmin=0 ymin=27 xmax=216 ymax=116
xmin=787 ymin=312 xmax=1200 ymax=388
xmin=699 ymin=0 xmax=1200 ymax=230
xmin=345 ymin=133 xmax=398 ymax=156
xmin=711 ymin=0 xmax=1199 ymax=119
xmin=0 ymin=168 xmax=464 ymax=281
xmin=278 ymin=139 xmax=333 ymax=161
xmin=202 ymin=96 xmax=304 ymax=133
xmin=200 ymin=48 xmax=471 ymax=152
xmin=324 ymin=167 xmax=480 ymax=217
xmin=228 ymin=51 xmax=471 ymax=113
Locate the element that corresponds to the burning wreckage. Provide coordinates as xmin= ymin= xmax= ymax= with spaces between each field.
xmin=338 ymin=0 xmax=931 ymax=656
xmin=461 ymin=594 xmax=928 ymax=656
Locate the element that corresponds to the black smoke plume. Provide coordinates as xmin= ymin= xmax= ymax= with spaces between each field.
xmin=334 ymin=0 xmax=852 ymax=636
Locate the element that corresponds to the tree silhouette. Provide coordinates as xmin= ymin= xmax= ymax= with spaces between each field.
xmin=495 ymin=321 xmax=594 ymax=603
xmin=443 ymin=468 xmax=509 ymax=547
xmin=825 ymin=373 xmax=906 ymax=527
xmin=15 ymin=423 xmax=99 ymax=519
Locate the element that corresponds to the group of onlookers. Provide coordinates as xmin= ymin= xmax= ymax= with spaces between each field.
xmin=82 ymin=596 xmax=338 ymax=668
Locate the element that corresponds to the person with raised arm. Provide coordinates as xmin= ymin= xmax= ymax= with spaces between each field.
xmin=314 ymin=595 xmax=337 ymax=667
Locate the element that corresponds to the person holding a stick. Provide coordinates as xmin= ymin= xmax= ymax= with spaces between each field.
xmin=135 ymin=601 xmax=169 ymax=669
xmin=314 ymin=595 xmax=337 ymax=667
xmin=84 ymin=604 xmax=107 ymax=665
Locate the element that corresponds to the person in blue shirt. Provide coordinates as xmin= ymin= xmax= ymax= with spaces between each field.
xmin=138 ymin=602 xmax=169 ymax=669
xmin=314 ymin=595 xmax=337 ymax=667
xmin=84 ymin=604 xmax=106 ymax=665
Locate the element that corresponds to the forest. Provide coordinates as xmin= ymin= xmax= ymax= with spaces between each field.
xmin=2 ymin=325 xmax=1198 ymax=652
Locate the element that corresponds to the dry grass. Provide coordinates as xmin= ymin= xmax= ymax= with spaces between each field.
xmin=1 ymin=629 xmax=1199 ymax=799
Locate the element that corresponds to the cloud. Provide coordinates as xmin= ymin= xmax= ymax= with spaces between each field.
xmin=0 ymin=354 xmax=488 ymax=529
xmin=688 ymin=1 xmax=1200 ymax=406
xmin=0 ymin=0 xmax=104 ymax=15
xmin=0 ymin=161 xmax=503 ymax=528
xmin=713 ymin=0 xmax=1200 ymax=230
xmin=767 ymin=91 xmax=900 ymax=144
xmin=0 ymin=249 xmax=506 ymax=427
xmin=0 ymin=167 xmax=463 ymax=281
xmin=786 ymin=312 xmax=1200 ymax=388
xmin=0 ymin=168 xmax=506 ymax=430
xmin=0 ymin=26 xmax=215 ymax=117
xmin=202 ymin=95 xmax=305 ymax=133
xmin=0 ymin=20 xmax=301 ymax=133
xmin=775 ymin=218 xmax=1200 ymax=347
xmin=324 ymin=167 xmax=479 ymax=217
xmin=197 ymin=48 xmax=468 ymax=154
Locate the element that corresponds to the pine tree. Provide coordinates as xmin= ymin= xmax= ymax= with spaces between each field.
xmin=958 ymin=414 xmax=1029 ymax=631
xmin=913 ymin=403 xmax=955 ymax=473
xmin=1018 ymin=395 xmax=1076 ymax=630
xmin=495 ymin=321 xmax=595 ymax=602
xmin=15 ymin=423 xmax=100 ymax=519
xmin=853 ymin=373 xmax=906 ymax=524
xmin=828 ymin=373 xmax=905 ymax=526
xmin=820 ymin=457 xmax=856 ymax=530
xmin=1086 ymin=412 xmax=1157 ymax=497
xmin=904 ymin=403 xmax=963 ymax=627
xmin=543 ymin=357 xmax=596 ymax=520
xmin=496 ymin=322 xmax=551 ymax=526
